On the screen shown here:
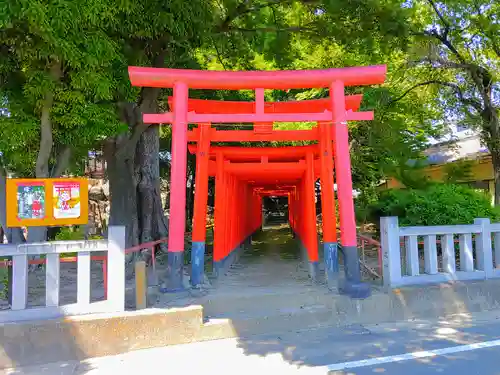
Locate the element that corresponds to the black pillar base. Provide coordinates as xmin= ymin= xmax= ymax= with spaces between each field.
xmin=340 ymin=245 xmax=371 ymax=299
xmin=160 ymin=251 xmax=185 ymax=293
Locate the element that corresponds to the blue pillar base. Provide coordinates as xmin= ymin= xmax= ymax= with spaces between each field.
xmin=213 ymin=249 xmax=237 ymax=278
xmin=309 ymin=261 xmax=319 ymax=282
xmin=213 ymin=261 xmax=223 ymax=278
xmin=323 ymin=242 xmax=339 ymax=290
xmin=212 ymin=233 xmax=253 ymax=279
xmin=160 ymin=251 xmax=185 ymax=293
xmin=191 ymin=242 xmax=205 ymax=287
xmin=340 ymin=245 xmax=371 ymax=299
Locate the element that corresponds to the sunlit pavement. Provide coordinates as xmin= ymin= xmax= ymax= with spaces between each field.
xmin=6 ymin=310 xmax=500 ymax=375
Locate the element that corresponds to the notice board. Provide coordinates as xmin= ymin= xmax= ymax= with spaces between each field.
xmin=6 ymin=178 xmax=88 ymax=227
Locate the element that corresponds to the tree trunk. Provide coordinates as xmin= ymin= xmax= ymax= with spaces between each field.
xmin=104 ymin=136 xmax=140 ymax=253
xmin=136 ymin=126 xmax=169 ymax=260
xmin=0 ymin=168 xmax=26 ymax=306
xmin=491 ymin=152 xmax=500 ymax=206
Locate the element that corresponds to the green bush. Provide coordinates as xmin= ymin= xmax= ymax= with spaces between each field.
xmin=365 ymin=184 xmax=500 ymax=227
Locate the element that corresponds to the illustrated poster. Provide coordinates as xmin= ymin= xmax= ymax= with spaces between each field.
xmin=16 ymin=182 xmax=46 ymax=220
xmin=53 ymin=181 xmax=81 ymax=219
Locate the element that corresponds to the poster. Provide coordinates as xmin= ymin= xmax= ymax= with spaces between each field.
xmin=16 ymin=182 xmax=46 ymax=220
xmin=53 ymin=181 xmax=81 ymax=219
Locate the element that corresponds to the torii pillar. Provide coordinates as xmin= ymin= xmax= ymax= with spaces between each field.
xmin=319 ymin=121 xmax=338 ymax=289
xmin=191 ymin=123 xmax=211 ymax=287
xmin=331 ymin=81 xmax=370 ymax=298
xmin=164 ymin=82 xmax=188 ymax=291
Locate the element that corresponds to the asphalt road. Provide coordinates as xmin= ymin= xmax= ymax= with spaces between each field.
xmin=5 ymin=310 xmax=500 ymax=375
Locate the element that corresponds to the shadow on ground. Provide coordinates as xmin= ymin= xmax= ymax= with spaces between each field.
xmin=159 ymin=225 xmax=495 ymax=374
xmin=3 ymin=226 xmax=498 ymax=374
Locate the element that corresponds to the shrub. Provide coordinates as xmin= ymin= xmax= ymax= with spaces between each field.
xmin=365 ymin=184 xmax=500 ymax=227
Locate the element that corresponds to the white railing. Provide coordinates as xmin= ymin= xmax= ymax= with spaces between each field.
xmin=380 ymin=217 xmax=500 ymax=288
xmin=0 ymin=226 xmax=125 ymax=323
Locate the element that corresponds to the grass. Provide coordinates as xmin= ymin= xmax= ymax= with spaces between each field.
xmin=0 ymin=265 xmax=8 ymax=300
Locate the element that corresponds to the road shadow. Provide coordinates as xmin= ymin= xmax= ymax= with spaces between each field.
xmin=157 ymin=225 xmax=495 ymax=374
xmin=230 ymin=313 xmax=493 ymax=374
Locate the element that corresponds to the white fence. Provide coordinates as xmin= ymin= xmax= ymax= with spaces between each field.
xmin=0 ymin=226 xmax=125 ymax=323
xmin=380 ymin=217 xmax=500 ymax=288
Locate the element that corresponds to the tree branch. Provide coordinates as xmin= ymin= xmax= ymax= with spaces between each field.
xmin=412 ymin=2 xmax=468 ymax=65
xmin=223 ymin=25 xmax=316 ymax=34
xmin=389 ymin=80 xmax=483 ymax=112
xmin=425 ymin=56 xmax=471 ymax=70
xmin=427 ymin=0 xmax=450 ymax=38
xmin=219 ymin=0 xmax=288 ymax=32
xmin=36 ymin=62 xmax=61 ymax=178
xmin=51 ymin=146 xmax=71 ymax=177
xmin=472 ymin=0 xmax=500 ymax=58
xmin=212 ymin=38 xmax=229 ymax=70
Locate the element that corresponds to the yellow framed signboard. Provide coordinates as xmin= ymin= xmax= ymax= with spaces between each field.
xmin=6 ymin=178 xmax=88 ymax=227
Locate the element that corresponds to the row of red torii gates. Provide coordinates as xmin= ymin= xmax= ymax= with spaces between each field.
xmin=128 ymin=65 xmax=387 ymax=298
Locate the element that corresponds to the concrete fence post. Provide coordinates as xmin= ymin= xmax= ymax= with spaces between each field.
xmin=474 ymin=218 xmax=494 ymax=278
xmin=11 ymin=251 xmax=28 ymax=311
xmin=380 ymin=217 xmax=402 ymax=288
xmin=107 ymin=226 xmax=126 ymax=312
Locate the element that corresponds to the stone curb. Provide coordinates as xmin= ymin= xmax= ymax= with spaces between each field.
xmin=3 ymin=279 xmax=500 ymax=369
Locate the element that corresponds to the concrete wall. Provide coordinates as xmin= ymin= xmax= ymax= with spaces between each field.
xmin=0 ymin=305 xmax=237 ymax=369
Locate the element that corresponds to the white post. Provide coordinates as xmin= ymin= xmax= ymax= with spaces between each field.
xmin=77 ymin=251 xmax=91 ymax=306
xmin=11 ymin=253 xmax=28 ymax=310
xmin=494 ymin=232 xmax=500 ymax=268
xmin=474 ymin=218 xmax=494 ymax=277
xmin=442 ymin=234 xmax=456 ymax=274
xmin=423 ymin=235 xmax=438 ymax=274
xmin=45 ymin=253 xmax=60 ymax=307
xmin=380 ymin=217 xmax=402 ymax=288
xmin=405 ymin=235 xmax=419 ymax=276
xmin=459 ymin=233 xmax=474 ymax=272
xmin=107 ymin=226 xmax=125 ymax=312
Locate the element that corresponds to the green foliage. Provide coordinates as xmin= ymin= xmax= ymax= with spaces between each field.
xmin=390 ymin=159 xmax=433 ymax=190
xmin=365 ymin=184 xmax=500 ymax=227
xmin=54 ymin=226 xmax=102 ymax=241
xmin=444 ymin=160 xmax=474 ymax=183
xmin=0 ymin=266 xmax=7 ymax=301
xmin=0 ymin=0 xmax=126 ymax=176
xmin=54 ymin=226 xmax=85 ymax=241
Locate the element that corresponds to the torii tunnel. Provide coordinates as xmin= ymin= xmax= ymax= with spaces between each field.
xmin=128 ymin=65 xmax=387 ymax=298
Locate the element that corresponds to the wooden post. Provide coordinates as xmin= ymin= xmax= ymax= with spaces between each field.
xmin=135 ymin=260 xmax=147 ymax=309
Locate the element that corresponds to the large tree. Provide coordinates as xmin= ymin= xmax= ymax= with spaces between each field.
xmin=392 ymin=0 xmax=499 ymax=201
xmin=0 ymin=0 xmax=123 ymax=242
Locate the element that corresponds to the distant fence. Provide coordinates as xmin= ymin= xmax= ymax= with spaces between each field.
xmin=380 ymin=217 xmax=500 ymax=288
xmin=358 ymin=234 xmax=382 ymax=278
xmin=0 ymin=226 xmax=125 ymax=323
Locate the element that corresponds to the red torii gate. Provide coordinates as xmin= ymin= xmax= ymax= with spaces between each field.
xmin=128 ymin=65 xmax=386 ymax=298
